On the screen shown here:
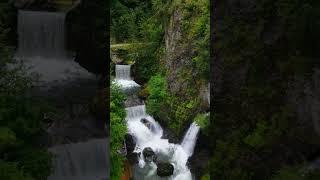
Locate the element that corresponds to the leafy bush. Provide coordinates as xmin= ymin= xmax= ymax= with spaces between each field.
xmin=0 ymin=3 xmax=52 ymax=179
xmin=194 ymin=113 xmax=209 ymax=134
xmin=146 ymin=74 xmax=169 ymax=119
xmin=0 ymin=160 xmax=33 ymax=180
xmin=110 ymin=83 xmax=127 ymax=180
xmin=272 ymin=166 xmax=320 ymax=180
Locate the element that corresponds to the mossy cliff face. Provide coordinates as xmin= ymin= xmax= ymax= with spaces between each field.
xmin=155 ymin=0 xmax=209 ymax=133
xmin=212 ymin=0 xmax=320 ymax=179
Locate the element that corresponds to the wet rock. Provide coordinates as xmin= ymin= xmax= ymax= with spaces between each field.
xmin=143 ymin=147 xmax=156 ymax=163
xmin=162 ymin=127 xmax=179 ymax=144
xmin=157 ymin=162 xmax=174 ymax=177
xmin=125 ymin=134 xmax=136 ymax=153
xmin=127 ymin=152 xmax=139 ymax=164
xmin=141 ymin=118 xmax=152 ymax=130
xmin=125 ymin=134 xmax=138 ymax=164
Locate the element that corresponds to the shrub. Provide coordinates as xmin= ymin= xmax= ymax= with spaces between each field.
xmin=110 ymin=83 xmax=127 ymax=180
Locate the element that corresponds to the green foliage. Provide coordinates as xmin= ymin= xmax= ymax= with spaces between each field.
xmin=131 ymin=43 xmax=163 ymax=84
xmin=14 ymin=148 xmax=52 ymax=180
xmin=171 ymin=99 xmax=198 ymax=133
xmin=201 ymin=173 xmax=210 ymax=180
xmin=272 ymin=166 xmax=320 ymax=180
xmin=146 ymin=75 xmax=168 ymax=118
xmin=194 ymin=113 xmax=209 ymax=135
xmin=211 ymin=0 xmax=320 ymax=179
xmin=182 ymin=0 xmax=210 ymax=80
xmin=0 ymin=3 xmax=52 ymax=179
xmin=0 ymin=127 xmax=17 ymax=152
xmin=111 ymin=0 xmax=154 ymax=43
xmin=0 ymin=160 xmax=33 ymax=180
xmin=110 ymin=84 xmax=127 ymax=180
xmin=243 ymin=121 xmax=278 ymax=149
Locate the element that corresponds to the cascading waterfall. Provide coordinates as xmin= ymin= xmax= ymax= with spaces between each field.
xmin=181 ymin=122 xmax=200 ymax=157
xmin=15 ymin=10 xmax=105 ymax=180
xmin=116 ymin=65 xmax=131 ymax=80
xmin=125 ymin=105 xmax=200 ymax=180
xmin=48 ymin=139 xmax=109 ymax=180
xmin=15 ymin=10 xmax=94 ymax=84
xmin=113 ymin=65 xmax=140 ymax=90
xmin=17 ymin=10 xmax=68 ymax=59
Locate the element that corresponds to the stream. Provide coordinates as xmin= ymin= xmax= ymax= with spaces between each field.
xmin=114 ymin=64 xmax=200 ymax=180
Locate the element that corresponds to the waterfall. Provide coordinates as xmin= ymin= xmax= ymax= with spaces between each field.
xmin=113 ymin=65 xmax=140 ymax=90
xmin=126 ymin=105 xmax=147 ymax=119
xmin=14 ymin=10 xmax=95 ymax=85
xmin=116 ymin=65 xmax=131 ymax=80
xmin=17 ymin=10 xmax=68 ymax=59
xmin=125 ymin=105 xmax=200 ymax=180
xmin=48 ymin=139 xmax=108 ymax=180
xmin=181 ymin=122 xmax=200 ymax=157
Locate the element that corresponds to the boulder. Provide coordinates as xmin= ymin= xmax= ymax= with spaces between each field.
xmin=141 ymin=118 xmax=152 ymax=130
xmin=157 ymin=162 xmax=174 ymax=177
xmin=125 ymin=134 xmax=136 ymax=153
xmin=143 ymin=147 xmax=156 ymax=163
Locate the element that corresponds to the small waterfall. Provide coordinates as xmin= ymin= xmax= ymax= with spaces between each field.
xmin=125 ymin=105 xmax=200 ymax=180
xmin=181 ymin=122 xmax=200 ymax=157
xmin=17 ymin=10 xmax=68 ymax=59
xmin=114 ymin=65 xmax=140 ymax=90
xmin=14 ymin=10 xmax=95 ymax=85
xmin=126 ymin=105 xmax=147 ymax=119
xmin=116 ymin=65 xmax=131 ymax=80
xmin=48 ymin=139 xmax=108 ymax=180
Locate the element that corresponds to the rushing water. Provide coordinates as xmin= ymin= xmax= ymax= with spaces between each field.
xmin=48 ymin=139 xmax=109 ymax=180
xmin=125 ymin=105 xmax=200 ymax=180
xmin=17 ymin=10 xmax=68 ymax=59
xmin=114 ymin=65 xmax=140 ymax=90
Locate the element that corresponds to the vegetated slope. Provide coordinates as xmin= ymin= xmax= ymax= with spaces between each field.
xmin=212 ymin=0 xmax=320 ymax=179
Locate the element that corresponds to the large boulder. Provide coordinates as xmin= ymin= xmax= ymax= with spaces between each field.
xmin=157 ymin=162 xmax=174 ymax=177
xmin=125 ymin=134 xmax=138 ymax=164
xmin=125 ymin=134 xmax=136 ymax=153
xmin=143 ymin=147 xmax=156 ymax=163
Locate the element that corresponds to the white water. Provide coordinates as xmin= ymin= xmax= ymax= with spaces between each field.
xmin=113 ymin=65 xmax=140 ymax=89
xmin=125 ymin=105 xmax=200 ymax=180
xmin=181 ymin=123 xmax=200 ymax=157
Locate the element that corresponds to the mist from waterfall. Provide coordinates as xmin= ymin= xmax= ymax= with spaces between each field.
xmin=125 ymin=105 xmax=200 ymax=180
xmin=17 ymin=10 xmax=68 ymax=59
